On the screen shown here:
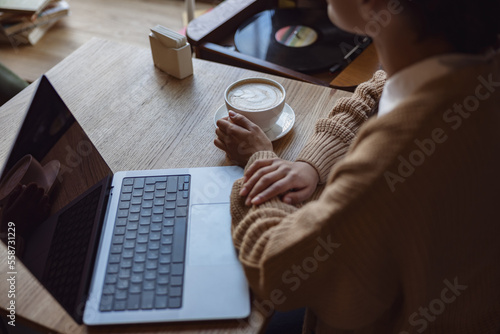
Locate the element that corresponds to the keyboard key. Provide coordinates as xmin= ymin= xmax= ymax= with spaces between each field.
xmin=146 ymin=259 xmax=158 ymax=270
xmin=112 ymin=235 xmax=124 ymax=244
xmin=169 ymin=297 xmax=182 ymax=308
xmin=171 ymin=263 xmax=183 ymax=275
xmin=158 ymin=264 xmax=170 ymax=274
xmin=129 ymin=283 xmax=142 ymax=294
xmin=135 ymin=243 xmax=147 ymax=253
xmin=172 ymin=218 xmax=187 ymax=263
xmin=131 ymin=196 xmax=142 ymax=205
xmin=148 ymin=240 xmax=160 ymax=250
xmin=107 ymin=264 xmax=119 ymax=274
xmin=105 ymin=274 xmax=118 ymax=284
xmin=117 ymin=278 xmax=129 ymax=290
xmin=122 ymin=185 xmax=133 ymax=193
xmin=144 ymin=270 xmax=156 ymax=280
xmin=177 ymin=198 xmax=188 ymax=207
xmin=114 ymin=300 xmax=127 ymax=311
xmin=176 ymin=207 xmax=187 ymax=217
xmin=162 ymin=236 xmax=173 ymax=244
xmin=143 ymin=280 xmax=155 ymax=290
xmin=141 ymin=291 xmax=155 ymax=309
xmin=145 ymin=184 xmax=155 ymax=192
xmin=118 ymin=268 xmax=131 ymax=279
xmin=170 ymin=287 xmax=182 ymax=297
xmin=127 ymin=293 xmax=141 ymax=310
xmin=167 ymin=176 xmax=178 ymax=193
xmin=160 ymin=245 xmax=172 ymax=254
xmin=102 ymin=284 xmax=116 ymax=295
xmin=123 ymin=178 xmax=134 ymax=186
xmin=138 ymin=225 xmax=150 ymax=234
xmin=127 ymin=222 xmax=138 ymax=230
xmin=134 ymin=178 xmax=145 ymax=189
xmin=121 ymin=259 xmax=133 ymax=268
xmin=159 ymin=254 xmax=171 ymax=264
xmin=156 ymin=284 xmax=168 ymax=295
xmin=133 ymin=263 xmax=145 ymax=272
xmin=115 ymin=289 xmax=128 ymax=300
xmin=114 ymin=226 xmax=126 ymax=235
xmin=128 ymin=213 xmax=140 ymax=221
xmin=117 ymin=210 xmax=128 ymax=218
xmin=155 ymin=189 xmax=166 ymax=198
xmin=151 ymin=222 xmax=162 ymax=232
xmin=134 ymin=253 xmax=146 ymax=262
xmin=157 ymin=274 xmax=169 ymax=285
xmin=171 ymin=275 xmax=183 ymax=286
xmin=119 ymin=201 xmax=130 ymax=209
xmin=154 ymin=197 xmax=165 ymax=206
xmin=100 ymin=294 xmax=114 ymax=311
xmin=131 ymin=273 xmax=143 ymax=283
xmin=121 ymin=193 xmax=132 ymax=201
xmin=155 ymin=295 xmax=168 ymax=309
xmin=141 ymin=208 xmax=152 ymax=217
xmin=129 ymin=205 xmax=141 ymax=213
xmin=116 ymin=218 xmax=127 ymax=226
xmin=108 ymin=254 xmax=121 ymax=263
xmin=156 ymin=182 xmax=167 ymax=190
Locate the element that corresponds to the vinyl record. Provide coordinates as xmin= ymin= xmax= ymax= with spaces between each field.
xmin=234 ymin=8 xmax=359 ymax=73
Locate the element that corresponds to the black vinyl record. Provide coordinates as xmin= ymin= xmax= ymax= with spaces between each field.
xmin=234 ymin=8 xmax=360 ymax=73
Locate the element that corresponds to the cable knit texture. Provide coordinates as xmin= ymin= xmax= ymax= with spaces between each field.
xmin=230 ymin=55 xmax=500 ymax=334
xmin=297 ymin=70 xmax=387 ymax=183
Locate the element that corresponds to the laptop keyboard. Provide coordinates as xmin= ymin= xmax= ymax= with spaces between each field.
xmin=100 ymin=175 xmax=190 ymax=312
xmin=43 ymin=185 xmax=102 ymax=311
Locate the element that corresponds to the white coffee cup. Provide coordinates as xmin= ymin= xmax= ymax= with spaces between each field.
xmin=224 ymin=77 xmax=286 ymax=132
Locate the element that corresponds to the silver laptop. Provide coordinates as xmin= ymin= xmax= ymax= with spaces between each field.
xmin=0 ymin=75 xmax=250 ymax=325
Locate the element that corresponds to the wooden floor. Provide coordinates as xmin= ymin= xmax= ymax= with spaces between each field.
xmin=0 ymin=0 xmax=216 ymax=82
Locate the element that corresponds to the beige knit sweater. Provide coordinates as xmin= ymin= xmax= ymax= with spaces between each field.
xmin=230 ymin=53 xmax=500 ymax=333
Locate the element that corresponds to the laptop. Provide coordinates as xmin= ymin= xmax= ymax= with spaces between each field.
xmin=0 ymin=75 xmax=250 ymax=325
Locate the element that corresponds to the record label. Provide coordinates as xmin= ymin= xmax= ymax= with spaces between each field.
xmin=275 ymin=25 xmax=318 ymax=48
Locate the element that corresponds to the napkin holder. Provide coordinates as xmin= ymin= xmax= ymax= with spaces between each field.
xmin=149 ymin=25 xmax=193 ymax=79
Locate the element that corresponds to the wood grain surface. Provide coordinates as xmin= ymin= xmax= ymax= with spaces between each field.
xmin=0 ymin=38 xmax=351 ymax=333
xmin=0 ymin=0 xmax=214 ymax=83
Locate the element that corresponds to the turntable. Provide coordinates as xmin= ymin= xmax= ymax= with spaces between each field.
xmin=186 ymin=0 xmax=380 ymax=90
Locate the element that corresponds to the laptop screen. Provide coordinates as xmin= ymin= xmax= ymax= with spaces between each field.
xmin=0 ymin=76 xmax=113 ymax=322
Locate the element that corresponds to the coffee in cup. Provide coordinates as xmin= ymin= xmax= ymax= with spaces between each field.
xmin=224 ymin=77 xmax=286 ymax=132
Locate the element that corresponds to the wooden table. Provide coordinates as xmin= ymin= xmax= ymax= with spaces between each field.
xmin=0 ymin=38 xmax=351 ymax=333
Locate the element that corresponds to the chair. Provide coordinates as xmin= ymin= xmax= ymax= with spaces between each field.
xmin=0 ymin=61 xmax=28 ymax=106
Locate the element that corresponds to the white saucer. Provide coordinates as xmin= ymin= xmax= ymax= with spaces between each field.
xmin=214 ymin=103 xmax=295 ymax=141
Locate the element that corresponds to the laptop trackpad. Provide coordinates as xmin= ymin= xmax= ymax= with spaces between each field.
xmin=188 ymin=204 xmax=239 ymax=266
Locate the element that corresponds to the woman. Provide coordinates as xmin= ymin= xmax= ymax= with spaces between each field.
xmin=215 ymin=0 xmax=500 ymax=332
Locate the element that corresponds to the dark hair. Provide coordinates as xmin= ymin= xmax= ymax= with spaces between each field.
xmin=404 ymin=0 xmax=500 ymax=53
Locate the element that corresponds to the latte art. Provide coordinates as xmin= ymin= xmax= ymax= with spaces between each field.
xmin=227 ymin=83 xmax=283 ymax=111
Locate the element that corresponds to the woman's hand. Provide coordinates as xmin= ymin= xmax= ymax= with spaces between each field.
xmin=215 ymin=111 xmax=273 ymax=167
xmin=240 ymin=158 xmax=320 ymax=206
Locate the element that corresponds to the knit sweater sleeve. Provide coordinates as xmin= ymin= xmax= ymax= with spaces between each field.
xmin=296 ymin=70 xmax=387 ymax=183
xmin=230 ymin=132 xmax=399 ymax=329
